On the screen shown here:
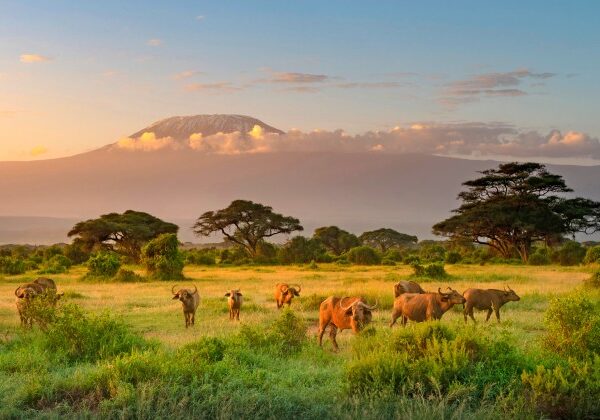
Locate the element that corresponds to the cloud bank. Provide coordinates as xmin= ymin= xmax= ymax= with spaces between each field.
xmin=20 ymin=54 xmax=51 ymax=63
xmin=115 ymin=123 xmax=600 ymax=160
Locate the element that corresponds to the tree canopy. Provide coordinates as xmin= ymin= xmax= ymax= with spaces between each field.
xmin=193 ymin=200 xmax=303 ymax=256
xmin=68 ymin=210 xmax=179 ymax=262
xmin=432 ymin=162 xmax=600 ymax=262
xmin=359 ymin=228 xmax=418 ymax=252
xmin=313 ymin=226 xmax=360 ymax=255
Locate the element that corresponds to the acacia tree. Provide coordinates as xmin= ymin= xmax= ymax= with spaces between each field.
xmin=313 ymin=226 xmax=360 ymax=255
xmin=68 ymin=210 xmax=179 ymax=262
xmin=433 ymin=162 xmax=600 ymax=262
xmin=359 ymin=228 xmax=418 ymax=252
xmin=193 ymin=200 xmax=303 ymax=257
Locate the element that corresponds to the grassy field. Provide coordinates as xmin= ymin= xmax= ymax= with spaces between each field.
xmin=0 ymin=263 xmax=598 ymax=418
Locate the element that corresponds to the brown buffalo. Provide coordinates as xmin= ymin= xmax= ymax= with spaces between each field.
xmin=318 ymin=296 xmax=377 ymax=350
xmin=390 ymin=287 xmax=466 ymax=327
xmin=274 ymin=283 xmax=301 ymax=308
xmin=462 ymin=286 xmax=520 ymax=323
xmin=172 ymin=285 xmax=200 ymax=328
xmin=394 ymin=280 xmax=426 ymax=297
xmin=14 ymin=282 xmax=49 ymax=327
xmin=225 ymin=289 xmax=243 ymax=320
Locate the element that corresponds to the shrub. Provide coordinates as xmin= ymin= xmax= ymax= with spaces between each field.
xmin=584 ymin=245 xmax=600 ymax=264
xmin=445 ymin=251 xmax=462 ymax=264
xmin=141 ymin=233 xmax=184 ymax=280
xmin=254 ymin=241 xmax=278 ymax=264
xmin=347 ymin=324 xmax=525 ymax=399
xmin=543 ymin=294 xmax=600 ymax=358
xmin=346 ymin=246 xmax=381 ymax=265
xmin=411 ymin=262 xmax=448 ymax=279
xmin=383 ymin=248 xmax=403 ymax=262
xmin=403 ymin=255 xmax=421 ymax=265
xmin=87 ymin=252 xmax=121 ymax=278
xmin=184 ymin=248 xmax=217 ymax=265
xmin=39 ymin=254 xmax=72 ymax=274
xmin=381 ymin=258 xmax=396 ymax=266
xmin=554 ymin=241 xmax=586 ymax=266
xmin=178 ymin=337 xmax=226 ymax=363
xmin=418 ymin=243 xmax=446 ymax=262
xmin=0 ymin=256 xmax=26 ymax=275
xmin=528 ymin=248 xmax=551 ymax=266
xmin=522 ymin=357 xmax=600 ymax=419
xmin=238 ymin=309 xmax=307 ymax=356
xmin=64 ymin=241 xmax=90 ymax=264
xmin=113 ymin=268 xmax=145 ymax=283
xmin=42 ymin=245 xmax=64 ymax=260
xmin=43 ymin=303 xmax=149 ymax=363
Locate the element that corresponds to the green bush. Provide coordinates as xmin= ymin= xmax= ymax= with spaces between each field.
xmin=238 ymin=309 xmax=307 ymax=356
xmin=87 ymin=251 xmax=121 ymax=278
xmin=528 ymin=248 xmax=551 ymax=266
xmin=554 ymin=241 xmax=586 ymax=266
xmin=347 ymin=324 xmax=526 ymax=399
xmin=141 ymin=233 xmax=184 ymax=280
xmin=0 ymin=256 xmax=26 ymax=275
xmin=418 ymin=243 xmax=446 ymax=262
xmin=346 ymin=246 xmax=381 ymax=265
xmin=184 ymin=248 xmax=217 ymax=265
xmin=381 ymin=258 xmax=396 ymax=266
xmin=113 ymin=268 xmax=145 ymax=283
xmin=411 ymin=262 xmax=448 ymax=279
xmin=543 ymin=294 xmax=600 ymax=358
xmin=43 ymin=303 xmax=149 ymax=363
xmin=403 ymin=255 xmax=421 ymax=265
xmin=584 ymin=245 xmax=600 ymax=264
xmin=445 ymin=251 xmax=462 ymax=264
xmin=522 ymin=356 xmax=600 ymax=419
xmin=383 ymin=248 xmax=403 ymax=262
xmin=39 ymin=254 xmax=72 ymax=274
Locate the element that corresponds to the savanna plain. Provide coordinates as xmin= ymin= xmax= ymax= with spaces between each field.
xmin=0 ymin=263 xmax=599 ymax=419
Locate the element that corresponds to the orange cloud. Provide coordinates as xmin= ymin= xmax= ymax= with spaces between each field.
xmin=20 ymin=54 xmax=51 ymax=63
xmin=117 ymin=132 xmax=175 ymax=151
xmin=30 ymin=146 xmax=48 ymax=156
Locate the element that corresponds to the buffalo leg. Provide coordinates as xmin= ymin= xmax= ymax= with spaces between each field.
xmin=494 ymin=308 xmax=501 ymax=323
xmin=401 ymin=315 xmax=407 ymax=327
xmin=318 ymin=320 xmax=329 ymax=346
xmin=468 ymin=308 xmax=476 ymax=323
xmin=485 ymin=308 xmax=493 ymax=322
xmin=329 ymin=325 xmax=339 ymax=351
xmin=390 ymin=310 xmax=400 ymax=327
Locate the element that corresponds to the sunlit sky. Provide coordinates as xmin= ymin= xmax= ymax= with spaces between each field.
xmin=1 ymin=1 xmax=599 ymax=161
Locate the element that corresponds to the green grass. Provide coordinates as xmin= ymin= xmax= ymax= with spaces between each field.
xmin=0 ymin=263 xmax=597 ymax=418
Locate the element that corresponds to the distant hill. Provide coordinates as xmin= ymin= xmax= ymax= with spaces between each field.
xmin=1 ymin=115 xmax=599 ymax=245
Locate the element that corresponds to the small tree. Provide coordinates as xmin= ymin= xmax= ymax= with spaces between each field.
xmin=313 ymin=226 xmax=360 ymax=255
xmin=359 ymin=228 xmax=417 ymax=252
xmin=278 ymin=236 xmax=326 ymax=264
xmin=68 ymin=210 xmax=179 ymax=262
xmin=584 ymin=245 xmax=600 ymax=264
xmin=193 ymin=200 xmax=303 ymax=257
xmin=141 ymin=233 xmax=184 ymax=280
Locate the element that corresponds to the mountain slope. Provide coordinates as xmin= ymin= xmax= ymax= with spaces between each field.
xmin=1 ymin=150 xmax=599 ymax=244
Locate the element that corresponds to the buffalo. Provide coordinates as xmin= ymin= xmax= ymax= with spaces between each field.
xmin=274 ymin=283 xmax=301 ymax=308
xmin=394 ymin=280 xmax=426 ymax=297
xmin=390 ymin=287 xmax=465 ymax=327
xmin=172 ymin=285 xmax=200 ymax=328
xmin=462 ymin=286 xmax=520 ymax=323
xmin=14 ymin=278 xmax=62 ymax=327
xmin=318 ymin=296 xmax=377 ymax=351
xmin=225 ymin=289 xmax=243 ymax=321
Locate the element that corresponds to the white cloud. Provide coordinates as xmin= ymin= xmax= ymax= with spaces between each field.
xmin=173 ymin=70 xmax=202 ymax=80
xmin=196 ymin=15 xmax=205 ymax=20
xmin=20 ymin=54 xmax=51 ymax=63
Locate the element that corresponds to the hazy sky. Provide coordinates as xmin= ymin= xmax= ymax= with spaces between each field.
xmin=1 ymin=1 xmax=599 ymax=161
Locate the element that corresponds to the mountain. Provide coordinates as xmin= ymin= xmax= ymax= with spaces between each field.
xmin=1 ymin=116 xmax=599 ymax=245
xmin=129 ymin=114 xmax=283 ymax=140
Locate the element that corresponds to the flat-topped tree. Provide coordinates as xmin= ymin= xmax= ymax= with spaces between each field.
xmin=359 ymin=228 xmax=418 ymax=252
xmin=433 ymin=162 xmax=600 ymax=262
xmin=68 ymin=210 xmax=179 ymax=262
xmin=193 ymin=200 xmax=303 ymax=257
